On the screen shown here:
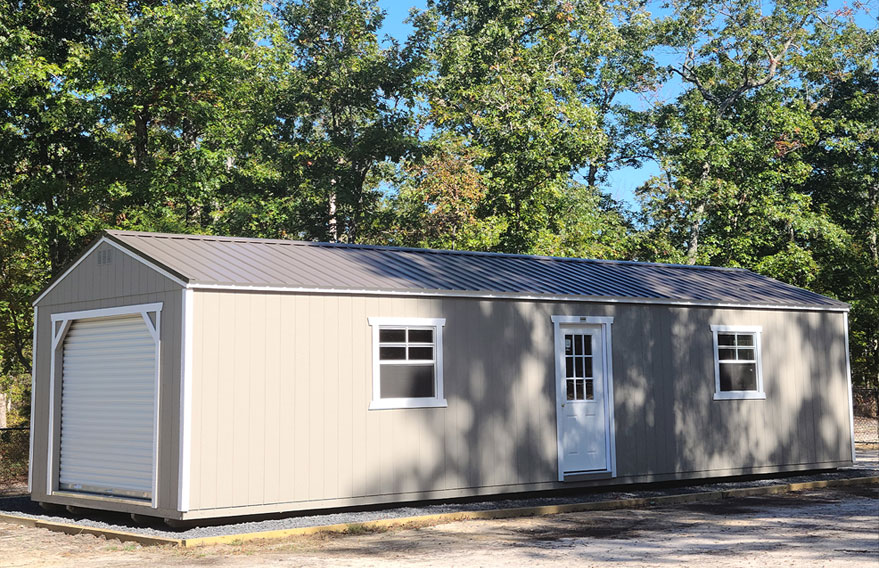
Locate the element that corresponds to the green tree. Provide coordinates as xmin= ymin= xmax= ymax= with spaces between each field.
xmin=270 ymin=0 xmax=428 ymax=243
xmin=422 ymin=0 xmax=618 ymax=253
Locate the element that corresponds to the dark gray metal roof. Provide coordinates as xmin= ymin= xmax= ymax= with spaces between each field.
xmin=104 ymin=230 xmax=847 ymax=310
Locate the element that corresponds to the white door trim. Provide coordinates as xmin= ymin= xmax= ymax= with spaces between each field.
xmin=46 ymin=302 xmax=163 ymax=508
xmin=551 ymin=315 xmax=616 ymax=481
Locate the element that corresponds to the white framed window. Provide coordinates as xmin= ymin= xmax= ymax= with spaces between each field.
xmin=368 ymin=317 xmax=447 ymax=410
xmin=710 ymin=325 xmax=765 ymax=400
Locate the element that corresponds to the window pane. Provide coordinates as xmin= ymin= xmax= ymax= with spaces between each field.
xmin=737 ymin=348 xmax=755 ymax=361
xmin=574 ymin=335 xmax=583 ymax=355
xmin=565 ymin=335 xmax=573 ymax=356
xmin=566 ymin=379 xmax=575 ymax=401
xmin=408 ymin=329 xmax=433 ymax=343
xmin=584 ymin=357 xmax=593 ymax=378
xmin=584 ymin=337 xmax=592 ymax=356
xmin=565 ymin=357 xmax=574 ymax=378
xmin=718 ymin=348 xmax=736 ymax=361
xmin=409 ymin=346 xmax=433 ymax=360
xmin=718 ymin=333 xmax=735 ymax=346
xmin=737 ymin=334 xmax=754 ymax=346
xmin=719 ymin=363 xmax=757 ymax=391
xmin=380 ymin=364 xmax=435 ymax=398
xmin=379 ymin=329 xmax=406 ymax=343
xmin=585 ymin=379 xmax=594 ymax=400
xmin=575 ymin=379 xmax=584 ymax=400
xmin=575 ymin=357 xmax=583 ymax=377
xmin=379 ymin=346 xmax=406 ymax=360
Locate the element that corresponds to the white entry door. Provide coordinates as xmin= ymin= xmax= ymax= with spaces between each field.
xmin=555 ymin=326 xmax=608 ymax=475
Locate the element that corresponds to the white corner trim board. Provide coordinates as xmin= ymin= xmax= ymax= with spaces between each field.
xmin=843 ymin=312 xmax=856 ymax=462
xmin=178 ymin=288 xmax=194 ymax=512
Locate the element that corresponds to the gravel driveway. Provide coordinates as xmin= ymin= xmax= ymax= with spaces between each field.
xmin=1 ymin=485 xmax=876 ymax=567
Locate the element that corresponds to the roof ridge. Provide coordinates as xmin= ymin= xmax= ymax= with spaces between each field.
xmin=103 ymin=230 xmax=747 ymax=274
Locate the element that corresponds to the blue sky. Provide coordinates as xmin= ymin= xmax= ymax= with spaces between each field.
xmin=375 ymin=0 xmax=878 ymax=209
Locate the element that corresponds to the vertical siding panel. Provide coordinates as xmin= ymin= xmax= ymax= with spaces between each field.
xmin=801 ymin=311 xmax=820 ymax=465
xmin=307 ymin=296 xmax=325 ymax=500
xmin=263 ymin=294 xmax=281 ymax=504
xmin=161 ymin=291 xmax=179 ymax=510
xmin=768 ymin=311 xmax=790 ymax=466
xmin=248 ymin=294 xmax=267 ymax=506
xmin=292 ymin=294 xmax=310 ymax=502
xmin=323 ymin=296 xmax=341 ymax=499
xmin=350 ymin=297 xmax=367 ymax=497
xmin=277 ymin=295 xmax=295 ymax=501
xmin=229 ymin=293 xmax=249 ymax=505
xmin=810 ymin=311 xmax=831 ymax=463
xmin=200 ymin=292 xmax=219 ymax=509
xmin=213 ymin=293 xmax=233 ymax=508
xmin=337 ymin=297 xmax=355 ymax=498
xmin=362 ymin=296 xmax=381 ymax=496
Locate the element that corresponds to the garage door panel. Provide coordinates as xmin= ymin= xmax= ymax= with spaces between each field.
xmin=58 ymin=314 xmax=157 ymax=501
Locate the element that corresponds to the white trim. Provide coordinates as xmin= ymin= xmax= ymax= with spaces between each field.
xmin=189 ymin=283 xmax=848 ymax=313
xmin=178 ymin=288 xmax=194 ymax=511
xmin=150 ymin=310 xmax=161 ymax=508
xmin=50 ymin=302 xmax=164 ymax=323
xmin=710 ymin=325 xmax=765 ymax=401
xmin=843 ymin=312 xmax=856 ymax=462
xmin=45 ymin=303 xmax=163 ymax=504
xmin=27 ymin=307 xmax=37 ymax=494
xmin=368 ymin=398 xmax=449 ymax=410
xmin=33 ymin=237 xmax=187 ymax=305
xmin=367 ymin=317 xmax=447 ymax=410
xmin=45 ymin=319 xmax=70 ymax=495
xmin=551 ymin=315 xmax=615 ymax=325
xmin=552 ymin=315 xmax=616 ymax=481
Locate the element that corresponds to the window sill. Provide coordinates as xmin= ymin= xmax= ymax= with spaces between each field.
xmin=714 ymin=391 xmax=766 ymax=401
xmin=369 ymin=398 xmax=448 ymax=410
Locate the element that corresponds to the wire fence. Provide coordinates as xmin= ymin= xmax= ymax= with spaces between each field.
xmin=852 ymin=387 xmax=878 ymax=446
xmin=0 ymin=427 xmax=29 ymax=493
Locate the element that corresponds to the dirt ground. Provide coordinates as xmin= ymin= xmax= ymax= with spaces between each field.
xmin=1 ymin=485 xmax=877 ymax=567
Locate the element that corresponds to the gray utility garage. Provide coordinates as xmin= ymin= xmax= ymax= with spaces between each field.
xmin=29 ymin=230 xmax=856 ymax=522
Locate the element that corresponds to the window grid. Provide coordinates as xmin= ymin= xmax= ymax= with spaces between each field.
xmin=378 ymin=327 xmax=435 ymax=364
xmin=564 ymin=333 xmax=594 ymax=401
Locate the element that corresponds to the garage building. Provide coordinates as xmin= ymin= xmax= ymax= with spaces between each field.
xmin=28 ymin=230 xmax=855 ymax=521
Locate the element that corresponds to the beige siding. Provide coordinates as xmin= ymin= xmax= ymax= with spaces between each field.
xmin=188 ymin=291 xmax=852 ymax=514
xmin=31 ymin=241 xmax=184 ymax=517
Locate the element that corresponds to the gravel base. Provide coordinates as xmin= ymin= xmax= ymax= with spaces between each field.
xmin=3 ymin=457 xmax=876 ymax=540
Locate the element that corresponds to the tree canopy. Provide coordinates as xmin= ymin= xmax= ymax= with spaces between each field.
xmin=1 ymin=0 xmax=876 ymax=423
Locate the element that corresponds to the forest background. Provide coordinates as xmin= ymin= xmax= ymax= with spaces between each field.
xmin=1 ymin=0 xmax=877 ymax=424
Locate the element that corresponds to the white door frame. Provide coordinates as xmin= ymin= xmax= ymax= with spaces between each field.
xmin=47 ymin=302 xmax=163 ymax=507
xmin=551 ymin=315 xmax=616 ymax=481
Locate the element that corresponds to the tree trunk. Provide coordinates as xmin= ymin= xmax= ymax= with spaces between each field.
xmin=134 ymin=110 xmax=149 ymax=170
xmin=686 ymin=200 xmax=705 ymax=265
xmin=328 ymin=193 xmax=338 ymax=242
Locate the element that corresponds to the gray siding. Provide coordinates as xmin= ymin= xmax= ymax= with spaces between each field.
xmin=187 ymin=291 xmax=852 ymax=515
xmin=32 ymin=242 xmax=184 ymax=517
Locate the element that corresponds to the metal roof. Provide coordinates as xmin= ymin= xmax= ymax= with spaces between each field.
xmin=99 ymin=230 xmax=845 ymax=310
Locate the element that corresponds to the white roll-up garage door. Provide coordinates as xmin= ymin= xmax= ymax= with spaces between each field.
xmin=59 ymin=314 xmax=157 ymax=500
